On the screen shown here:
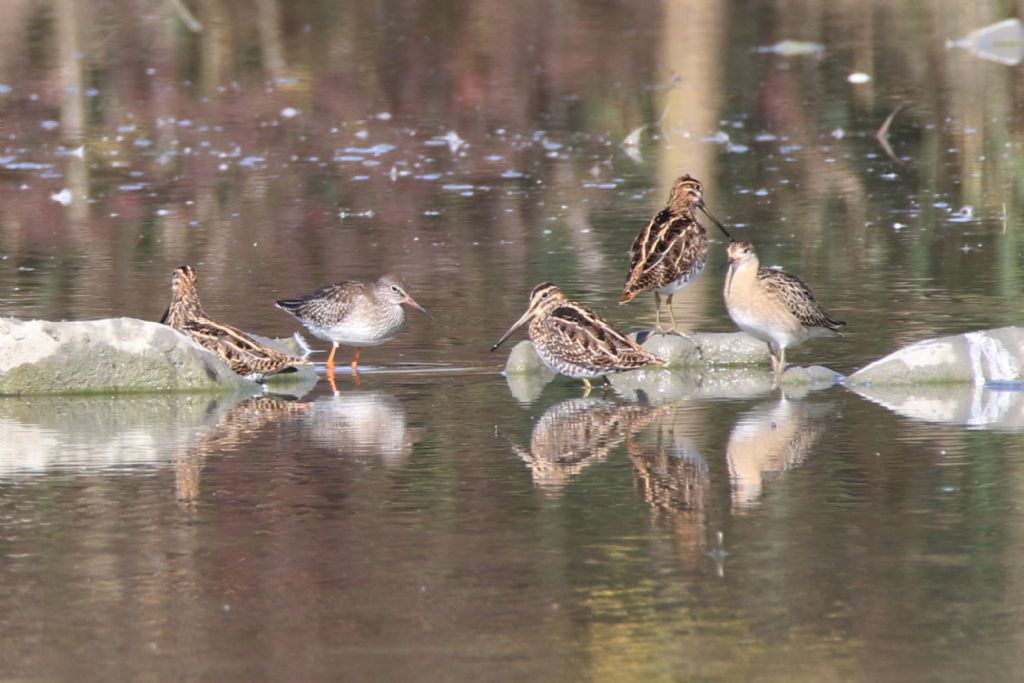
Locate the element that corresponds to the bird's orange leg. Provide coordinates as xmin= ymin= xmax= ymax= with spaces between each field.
xmin=326 ymin=344 xmax=338 ymax=377
xmin=350 ymin=347 xmax=362 ymax=370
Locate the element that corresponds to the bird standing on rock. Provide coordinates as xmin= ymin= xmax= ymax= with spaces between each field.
xmin=723 ymin=241 xmax=845 ymax=379
xmin=620 ymin=174 xmax=734 ymax=333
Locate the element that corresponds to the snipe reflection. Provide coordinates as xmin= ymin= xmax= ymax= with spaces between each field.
xmin=305 ymin=391 xmax=423 ymax=467
xmin=726 ymin=395 xmax=836 ymax=511
xmin=509 ymin=398 xmax=665 ymax=492
xmin=174 ymin=393 xmax=311 ymax=502
xmin=627 ymin=406 xmax=711 ymax=573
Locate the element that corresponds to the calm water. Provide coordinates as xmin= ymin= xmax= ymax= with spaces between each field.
xmin=2 ymin=1 xmax=1024 ymax=681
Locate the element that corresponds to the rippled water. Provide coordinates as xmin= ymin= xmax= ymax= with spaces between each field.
xmin=2 ymin=1 xmax=1024 ymax=681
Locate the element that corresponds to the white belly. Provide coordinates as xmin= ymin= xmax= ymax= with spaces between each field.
xmin=309 ymin=317 xmax=404 ymax=346
xmin=729 ymin=306 xmax=804 ymax=352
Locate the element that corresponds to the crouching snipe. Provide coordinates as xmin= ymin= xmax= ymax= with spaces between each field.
xmin=492 ymin=283 xmax=664 ymax=394
xmin=160 ymin=265 xmax=312 ymax=383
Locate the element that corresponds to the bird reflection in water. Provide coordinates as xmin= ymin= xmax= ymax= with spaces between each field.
xmin=509 ymin=398 xmax=666 ymax=492
xmin=627 ymin=411 xmax=713 ymax=573
xmin=306 ymin=391 xmax=424 ymax=467
xmin=175 ymin=394 xmax=311 ymax=502
xmin=726 ymin=395 xmax=836 ymax=511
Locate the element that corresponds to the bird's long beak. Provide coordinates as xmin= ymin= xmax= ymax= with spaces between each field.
xmin=403 ymin=295 xmax=433 ymax=320
xmin=491 ymin=308 xmax=533 ymax=352
xmin=698 ymin=202 xmax=734 ymax=242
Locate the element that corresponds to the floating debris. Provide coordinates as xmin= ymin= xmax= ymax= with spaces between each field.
xmin=280 ymin=107 xmax=300 ymax=118
xmin=947 ymin=18 xmax=1024 ymax=65
xmin=621 ymin=124 xmax=646 ymax=163
xmin=50 ymin=188 xmax=73 ymax=206
xmin=848 ymin=72 xmax=872 ymax=84
xmin=755 ymin=40 xmax=825 ymax=57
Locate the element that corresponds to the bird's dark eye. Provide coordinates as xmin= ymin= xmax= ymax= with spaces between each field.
xmin=391 ymin=285 xmax=400 ymax=293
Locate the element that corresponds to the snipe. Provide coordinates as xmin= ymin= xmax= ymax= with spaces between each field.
xmin=160 ymin=265 xmax=311 ymax=383
xmin=492 ymin=282 xmax=664 ymax=393
xmin=620 ymin=174 xmax=733 ymax=332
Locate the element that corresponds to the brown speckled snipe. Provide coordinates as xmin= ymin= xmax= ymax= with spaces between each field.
xmin=620 ymin=174 xmax=733 ymax=332
xmin=160 ymin=265 xmax=311 ymax=383
xmin=492 ymin=283 xmax=664 ymax=394
xmin=723 ymin=241 xmax=845 ymax=379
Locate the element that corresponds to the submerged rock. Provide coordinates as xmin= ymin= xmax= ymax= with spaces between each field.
xmin=847 ymin=327 xmax=1024 ymax=386
xmin=633 ymin=330 xmax=771 ymax=367
xmin=0 ymin=317 xmax=316 ymax=395
xmin=500 ymin=335 xmax=841 ymax=401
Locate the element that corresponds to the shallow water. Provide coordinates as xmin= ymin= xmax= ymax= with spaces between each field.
xmin=2 ymin=1 xmax=1024 ymax=681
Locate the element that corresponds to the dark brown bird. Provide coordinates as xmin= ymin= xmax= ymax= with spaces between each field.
xmin=492 ymin=282 xmax=664 ymax=394
xmin=160 ymin=265 xmax=311 ymax=382
xmin=620 ymin=174 xmax=733 ymax=332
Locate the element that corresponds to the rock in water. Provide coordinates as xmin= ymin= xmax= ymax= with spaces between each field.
xmin=847 ymin=327 xmax=1024 ymax=386
xmin=0 ymin=317 xmax=258 ymax=394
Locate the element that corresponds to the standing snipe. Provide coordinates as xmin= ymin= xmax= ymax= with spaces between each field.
xmin=160 ymin=265 xmax=311 ymax=382
xmin=620 ymin=174 xmax=733 ymax=332
xmin=275 ymin=273 xmax=431 ymax=377
xmin=492 ymin=283 xmax=664 ymax=393
xmin=723 ymin=241 xmax=845 ymax=378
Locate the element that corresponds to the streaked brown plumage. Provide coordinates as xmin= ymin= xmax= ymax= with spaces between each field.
xmin=492 ymin=283 xmax=664 ymax=392
xmin=723 ymin=241 xmax=845 ymax=377
xmin=160 ymin=265 xmax=311 ymax=382
xmin=620 ymin=174 xmax=733 ymax=331
xmin=511 ymin=398 xmax=666 ymax=492
xmin=275 ymin=273 xmax=431 ymax=377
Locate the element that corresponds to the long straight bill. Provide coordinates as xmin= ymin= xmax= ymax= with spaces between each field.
xmin=698 ymin=204 xmax=734 ymax=242
xmin=490 ymin=310 xmax=532 ymax=351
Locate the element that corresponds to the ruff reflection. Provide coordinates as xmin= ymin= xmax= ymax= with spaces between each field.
xmin=510 ymin=398 xmax=664 ymax=492
xmin=306 ymin=391 xmax=423 ymax=466
xmin=726 ymin=396 xmax=835 ymax=510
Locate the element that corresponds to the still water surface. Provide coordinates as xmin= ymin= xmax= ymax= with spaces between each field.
xmin=2 ymin=0 xmax=1024 ymax=681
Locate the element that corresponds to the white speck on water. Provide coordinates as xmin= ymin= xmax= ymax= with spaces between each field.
xmin=50 ymin=188 xmax=72 ymax=206
xmin=893 ymin=222 xmax=906 ymax=230
xmin=0 ymin=84 xmax=10 ymax=94
xmin=442 ymin=184 xmax=474 ymax=192
xmin=40 ymin=120 xmax=59 ymax=130
xmin=848 ymin=72 xmax=871 ymax=84
xmin=377 ymin=112 xmax=392 ymax=120
xmin=156 ymin=209 xmax=170 ymax=216
xmin=423 ymin=210 xmax=440 ymax=216
xmin=417 ymin=173 xmax=442 ymax=181
xmin=881 ymin=172 xmax=898 ymax=180
xmin=355 ymin=129 xmax=369 ymax=140
xmin=501 ymin=170 xmax=525 ymax=179
xmin=218 ymin=163 xmax=228 ymax=171
xmin=831 ymin=128 xmax=845 ymax=139
xmin=280 ymin=107 xmax=299 ymax=118
xmin=948 ymin=206 xmax=974 ymax=222
xmin=145 ymin=67 xmax=155 ymax=76
xmin=754 ymin=188 xmax=769 ymax=196
xmin=344 ymin=143 xmax=395 ymax=156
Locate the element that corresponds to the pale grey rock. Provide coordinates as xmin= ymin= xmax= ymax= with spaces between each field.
xmin=848 ymin=327 xmax=1024 ymax=386
xmin=635 ymin=330 xmax=771 ymax=367
xmin=0 ymin=317 xmax=315 ymax=395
